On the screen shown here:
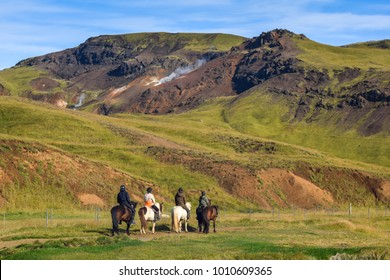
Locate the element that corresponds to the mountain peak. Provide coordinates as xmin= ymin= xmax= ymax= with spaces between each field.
xmin=245 ymin=29 xmax=302 ymax=49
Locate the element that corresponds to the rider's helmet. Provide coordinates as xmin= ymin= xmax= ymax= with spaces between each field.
xmin=147 ymin=187 xmax=152 ymax=193
xmin=120 ymin=185 xmax=126 ymax=191
xmin=201 ymin=191 xmax=206 ymax=196
xmin=178 ymin=187 xmax=183 ymax=193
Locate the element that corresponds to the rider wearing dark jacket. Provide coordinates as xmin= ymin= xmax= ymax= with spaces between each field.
xmin=175 ymin=187 xmax=190 ymax=219
xmin=117 ymin=185 xmax=135 ymax=224
xmin=196 ymin=190 xmax=209 ymax=221
xmin=198 ymin=191 xmax=210 ymax=208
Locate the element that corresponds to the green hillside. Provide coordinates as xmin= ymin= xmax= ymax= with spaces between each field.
xmin=224 ymin=90 xmax=390 ymax=168
xmin=295 ymin=37 xmax=390 ymax=71
xmin=119 ymin=32 xmax=248 ymax=52
xmin=0 ymin=31 xmax=389 ymax=212
xmin=1 ymin=95 xmax=389 ymax=212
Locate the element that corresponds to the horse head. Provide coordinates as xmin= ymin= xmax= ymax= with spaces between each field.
xmin=159 ymin=202 xmax=163 ymax=213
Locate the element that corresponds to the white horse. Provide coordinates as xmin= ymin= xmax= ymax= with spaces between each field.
xmin=171 ymin=202 xmax=191 ymax=233
xmin=138 ymin=202 xmax=163 ymax=234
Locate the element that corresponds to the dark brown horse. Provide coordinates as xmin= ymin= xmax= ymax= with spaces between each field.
xmin=197 ymin=205 xmax=219 ymax=234
xmin=110 ymin=202 xmax=137 ymax=236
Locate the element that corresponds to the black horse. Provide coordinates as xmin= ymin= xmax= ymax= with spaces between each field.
xmin=110 ymin=201 xmax=137 ymax=236
xmin=197 ymin=205 xmax=219 ymax=234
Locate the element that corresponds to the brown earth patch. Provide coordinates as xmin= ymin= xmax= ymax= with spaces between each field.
xmin=99 ymin=121 xmax=187 ymax=150
xmin=78 ymin=193 xmax=106 ymax=207
xmin=369 ymin=179 xmax=390 ymax=202
xmin=30 ymin=77 xmax=60 ymax=91
xmin=146 ymin=147 xmax=336 ymax=210
xmin=0 ymin=139 xmax=161 ymax=209
xmin=257 ymin=168 xmax=334 ymax=209
xmin=0 ymin=83 xmax=10 ymax=95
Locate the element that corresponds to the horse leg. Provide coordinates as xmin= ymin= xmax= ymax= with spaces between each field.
xmin=205 ymin=220 xmax=210 ymax=234
xmin=179 ymin=220 xmax=182 ymax=233
xmin=126 ymin=222 xmax=131 ymax=236
xmin=152 ymin=222 xmax=156 ymax=234
xmin=213 ymin=218 xmax=216 ymax=233
xmin=184 ymin=220 xmax=188 ymax=233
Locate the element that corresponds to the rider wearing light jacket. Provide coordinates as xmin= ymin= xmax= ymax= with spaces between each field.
xmin=144 ymin=187 xmax=160 ymax=220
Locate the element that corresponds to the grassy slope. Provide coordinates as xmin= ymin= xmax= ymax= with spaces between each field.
xmin=120 ymin=32 xmax=247 ymax=52
xmin=0 ymin=91 xmax=389 ymax=212
xmin=224 ymin=90 xmax=390 ymax=169
xmin=222 ymin=37 xmax=390 ymax=168
xmin=0 ymin=97 xmax=248 ymax=211
xmin=295 ymin=37 xmax=390 ymax=71
xmin=0 ymin=67 xmax=48 ymax=96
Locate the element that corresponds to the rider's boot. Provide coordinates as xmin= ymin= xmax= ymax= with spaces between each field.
xmin=129 ymin=208 xmax=136 ymax=224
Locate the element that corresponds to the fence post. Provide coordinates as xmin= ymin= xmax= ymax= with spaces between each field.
xmin=349 ymin=203 xmax=352 ymax=218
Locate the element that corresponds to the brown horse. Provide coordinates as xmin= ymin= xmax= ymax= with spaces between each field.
xmin=110 ymin=202 xmax=137 ymax=236
xmin=197 ymin=205 xmax=218 ymax=234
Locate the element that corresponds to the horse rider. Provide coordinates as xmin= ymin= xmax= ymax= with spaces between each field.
xmin=144 ymin=187 xmax=160 ymax=221
xmin=175 ymin=187 xmax=190 ymax=219
xmin=196 ymin=190 xmax=209 ymax=221
xmin=117 ymin=185 xmax=135 ymax=224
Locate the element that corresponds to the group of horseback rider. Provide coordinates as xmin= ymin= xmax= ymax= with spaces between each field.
xmin=117 ymin=185 xmax=210 ymax=223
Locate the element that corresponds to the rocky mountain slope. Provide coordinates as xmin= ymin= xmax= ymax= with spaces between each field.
xmin=1 ymin=30 xmax=389 ymax=135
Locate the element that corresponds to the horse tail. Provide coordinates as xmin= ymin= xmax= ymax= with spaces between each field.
xmin=138 ymin=207 xmax=148 ymax=232
xmin=111 ymin=207 xmax=119 ymax=235
xmin=171 ymin=207 xmax=179 ymax=232
xmin=214 ymin=206 xmax=219 ymax=216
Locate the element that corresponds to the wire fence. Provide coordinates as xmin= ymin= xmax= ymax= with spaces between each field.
xmin=1 ymin=204 xmax=389 ymax=229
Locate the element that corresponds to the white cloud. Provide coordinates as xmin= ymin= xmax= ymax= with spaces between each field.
xmin=0 ymin=0 xmax=390 ymax=69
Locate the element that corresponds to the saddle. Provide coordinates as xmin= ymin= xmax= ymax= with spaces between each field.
xmin=148 ymin=205 xmax=160 ymax=221
xmin=155 ymin=212 xmax=161 ymax=221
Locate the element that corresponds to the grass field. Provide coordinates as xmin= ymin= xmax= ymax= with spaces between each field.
xmin=1 ymin=208 xmax=389 ymax=260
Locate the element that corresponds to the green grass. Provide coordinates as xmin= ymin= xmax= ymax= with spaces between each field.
xmin=223 ymin=90 xmax=390 ymax=168
xmin=295 ymin=37 xmax=390 ymax=71
xmin=0 ymin=97 xmax=127 ymax=146
xmin=119 ymin=32 xmax=247 ymax=53
xmin=0 ymin=67 xmax=46 ymax=95
xmin=1 ymin=211 xmax=389 ymax=260
xmin=0 ymin=94 xmax=388 ymax=213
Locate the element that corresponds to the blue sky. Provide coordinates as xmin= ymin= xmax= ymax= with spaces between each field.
xmin=0 ymin=0 xmax=389 ymax=70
